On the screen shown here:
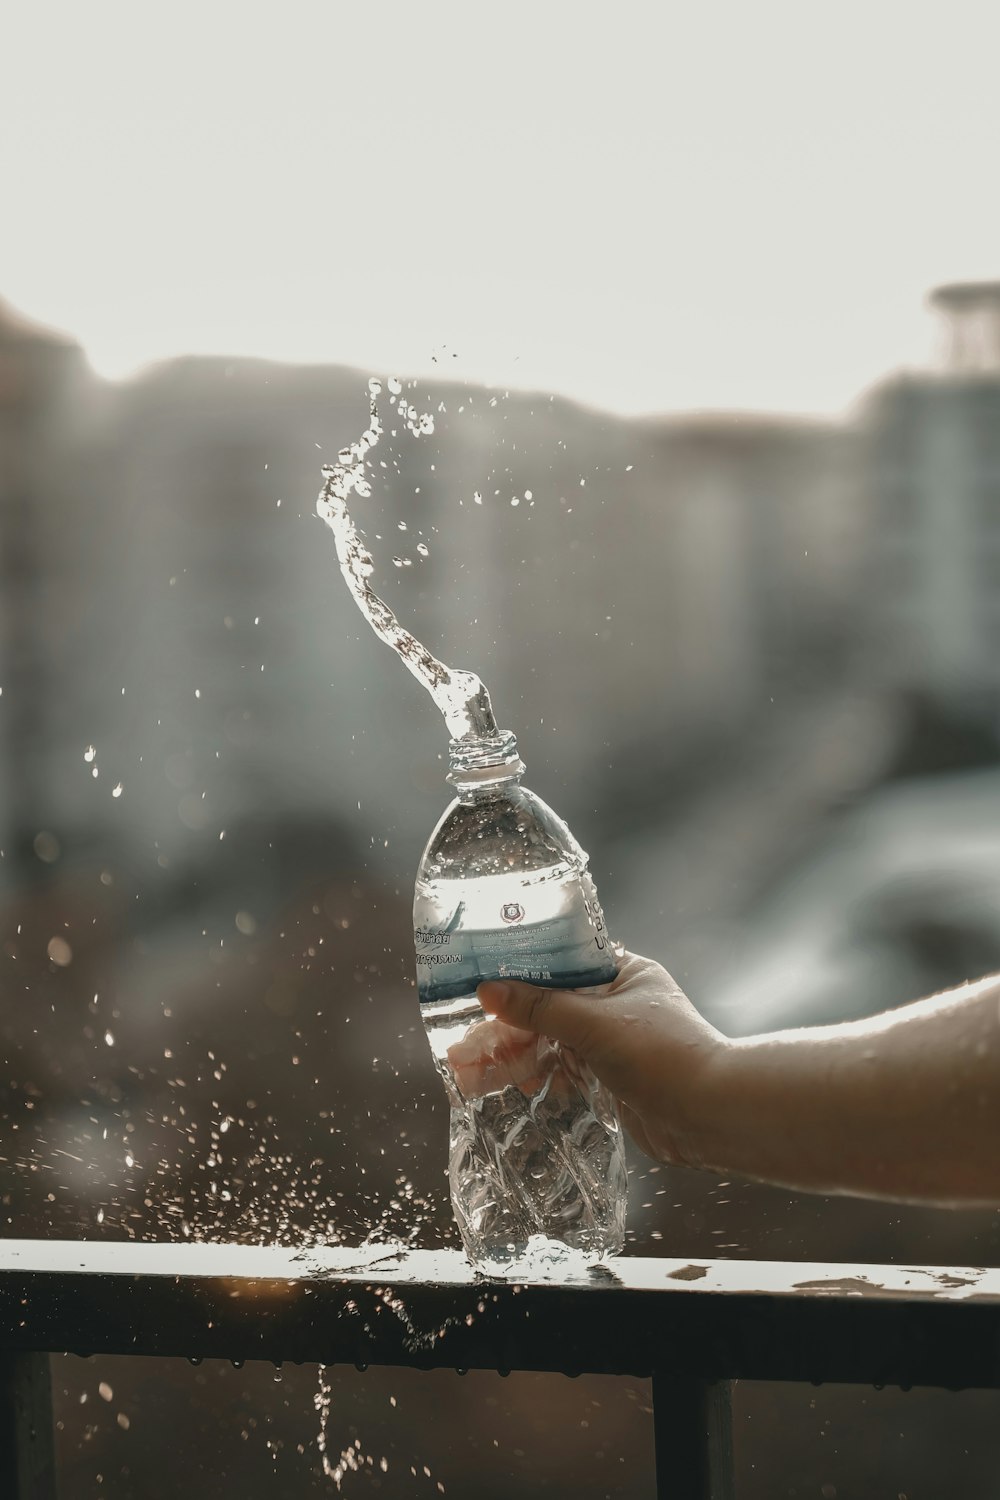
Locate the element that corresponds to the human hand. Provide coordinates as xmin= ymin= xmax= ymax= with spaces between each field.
xmin=446 ymin=1014 xmax=572 ymax=1102
xmin=477 ymin=952 xmax=730 ymax=1169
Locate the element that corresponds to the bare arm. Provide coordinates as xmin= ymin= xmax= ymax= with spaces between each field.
xmin=478 ymin=955 xmax=1000 ymax=1207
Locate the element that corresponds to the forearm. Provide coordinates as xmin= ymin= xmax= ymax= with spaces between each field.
xmin=698 ymin=976 xmax=1000 ymax=1206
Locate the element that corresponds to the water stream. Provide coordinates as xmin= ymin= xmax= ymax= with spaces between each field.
xmin=315 ymin=379 xmax=498 ymax=741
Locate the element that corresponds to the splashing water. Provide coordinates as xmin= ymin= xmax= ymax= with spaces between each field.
xmin=316 ymin=382 xmax=498 ymax=740
xmin=314 ymin=1369 xmax=388 ymax=1490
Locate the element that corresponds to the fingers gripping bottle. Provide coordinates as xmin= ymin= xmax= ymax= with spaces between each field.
xmin=414 ymin=727 xmax=628 ymax=1275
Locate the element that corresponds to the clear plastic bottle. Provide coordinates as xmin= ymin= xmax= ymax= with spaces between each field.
xmin=414 ymin=728 xmax=627 ymax=1276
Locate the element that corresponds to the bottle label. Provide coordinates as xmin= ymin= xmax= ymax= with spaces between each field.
xmin=415 ymin=873 xmax=618 ymax=1004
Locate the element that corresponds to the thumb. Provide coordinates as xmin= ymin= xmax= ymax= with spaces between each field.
xmin=477 ymin=978 xmax=603 ymax=1056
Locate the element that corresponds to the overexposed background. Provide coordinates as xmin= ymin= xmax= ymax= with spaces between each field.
xmin=5 ymin=0 xmax=1000 ymax=410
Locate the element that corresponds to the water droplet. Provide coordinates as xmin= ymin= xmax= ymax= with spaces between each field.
xmin=368 ymin=377 xmax=383 ymax=396
xmin=84 ymin=745 xmax=96 ymax=763
xmin=416 ymin=543 xmax=429 ymax=557
xmin=47 ymin=936 xmax=72 ymax=967
xmin=388 ymin=376 xmax=402 ymax=395
xmin=473 ymin=492 xmax=483 ymax=505
xmin=104 ymin=1030 xmax=115 ymax=1047
xmin=99 ymin=1382 xmax=113 ymax=1402
xmin=397 ymin=521 xmax=407 ymax=531
xmin=112 ymin=783 xmax=123 ymax=799
xmin=33 ymin=831 xmax=60 ymax=863
xmin=510 ymin=496 xmax=520 ymax=507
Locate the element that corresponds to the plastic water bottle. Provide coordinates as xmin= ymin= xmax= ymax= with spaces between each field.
xmin=414 ymin=727 xmax=628 ymax=1275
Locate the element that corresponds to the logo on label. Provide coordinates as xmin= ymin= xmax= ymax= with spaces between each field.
xmin=500 ymin=901 xmax=525 ymax=924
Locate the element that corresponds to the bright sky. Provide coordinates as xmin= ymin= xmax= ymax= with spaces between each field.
xmin=5 ymin=0 xmax=1000 ymax=415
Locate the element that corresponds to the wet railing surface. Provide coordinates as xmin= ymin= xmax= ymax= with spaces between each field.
xmin=2 ymin=1239 xmax=999 ymax=1498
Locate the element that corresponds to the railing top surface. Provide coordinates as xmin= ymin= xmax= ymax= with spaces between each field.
xmin=1 ymin=1239 xmax=999 ymax=1304
xmin=3 ymin=1240 xmax=999 ymax=1387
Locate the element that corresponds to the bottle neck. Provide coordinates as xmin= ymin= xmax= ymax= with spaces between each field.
xmin=446 ymin=730 xmax=525 ymax=795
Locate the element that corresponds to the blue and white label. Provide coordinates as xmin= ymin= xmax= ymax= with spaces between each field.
xmin=415 ymin=873 xmax=618 ymax=1004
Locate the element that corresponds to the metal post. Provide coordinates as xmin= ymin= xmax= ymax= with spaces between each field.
xmin=0 ymin=1352 xmax=57 ymax=1500
xmin=652 ymin=1377 xmax=734 ymax=1500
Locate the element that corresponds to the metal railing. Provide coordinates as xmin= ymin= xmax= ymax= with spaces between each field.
xmin=2 ymin=1239 xmax=999 ymax=1499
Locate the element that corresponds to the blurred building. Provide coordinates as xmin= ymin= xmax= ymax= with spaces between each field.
xmin=0 ymin=295 xmax=879 ymax=896
xmin=698 ymin=282 xmax=1000 ymax=1035
xmin=0 ymin=300 xmax=106 ymax=865
xmin=865 ymin=282 xmax=1000 ymax=721
xmin=4 ymin=280 xmax=999 ymax=919
xmin=637 ymin=414 xmax=860 ymax=726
